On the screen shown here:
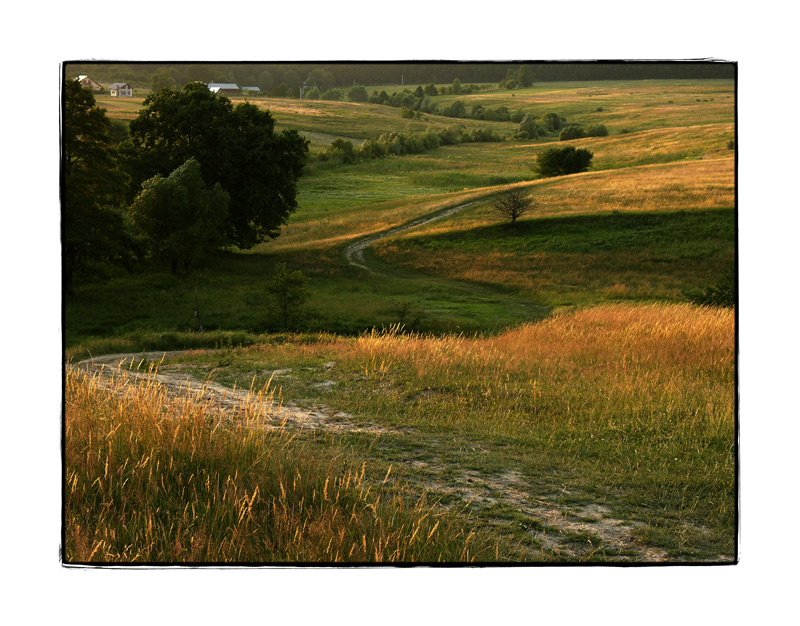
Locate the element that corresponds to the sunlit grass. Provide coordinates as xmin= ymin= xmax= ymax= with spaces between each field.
xmin=161 ymin=302 xmax=736 ymax=558
xmin=64 ymin=366 xmax=507 ymax=563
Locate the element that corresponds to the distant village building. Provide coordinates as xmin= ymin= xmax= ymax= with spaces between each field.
xmin=109 ymin=82 xmax=133 ymax=97
xmin=241 ymin=86 xmax=261 ymax=94
xmin=207 ymin=82 xmax=239 ymax=95
xmin=76 ymin=75 xmax=103 ymax=91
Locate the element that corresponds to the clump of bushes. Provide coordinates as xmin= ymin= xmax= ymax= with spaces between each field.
xmin=559 ymin=125 xmax=587 ymax=141
xmin=534 ymin=146 xmax=594 ymax=178
xmin=513 ymin=112 xmax=567 ymax=140
xmin=586 ymin=124 xmax=608 ymax=137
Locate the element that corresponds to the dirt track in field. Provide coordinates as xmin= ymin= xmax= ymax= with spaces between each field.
xmin=343 ymin=200 xmax=479 ymax=273
xmin=68 ymin=351 xmax=395 ymax=435
xmin=68 ymin=350 xmax=691 ymax=563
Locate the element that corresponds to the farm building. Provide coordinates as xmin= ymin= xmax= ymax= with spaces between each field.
xmin=76 ymin=75 xmax=103 ymax=91
xmin=241 ymin=86 xmax=261 ymax=94
xmin=207 ymin=82 xmax=239 ymax=95
xmin=109 ymin=82 xmax=133 ymax=97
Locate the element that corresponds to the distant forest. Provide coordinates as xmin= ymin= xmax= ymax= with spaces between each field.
xmin=65 ymin=61 xmax=734 ymax=92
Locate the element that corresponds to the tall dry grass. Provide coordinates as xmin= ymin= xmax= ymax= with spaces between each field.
xmin=333 ymin=304 xmax=736 ymax=543
xmin=64 ymin=367 xmax=500 ymax=563
xmin=347 ymin=303 xmax=734 ymax=435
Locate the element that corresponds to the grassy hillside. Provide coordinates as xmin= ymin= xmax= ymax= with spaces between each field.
xmin=65 ymin=76 xmax=737 ymax=563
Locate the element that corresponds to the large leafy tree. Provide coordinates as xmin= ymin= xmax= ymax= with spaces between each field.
xmin=63 ymin=79 xmax=135 ymax=294
xmin=123 ymin=82 xmax=308 ymax=248
xmin=129 ymin=158 xmax=229 ymax=273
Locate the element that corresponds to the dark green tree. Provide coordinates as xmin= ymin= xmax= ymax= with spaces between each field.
xmin=535 ymin=146 xmax=594 ymax=177
xmin=63 ymin=79 xmax=136 ymax=294
xmin=424 ymin=83 xmax=438 ymax=96
xmin=129 ymin=158 xmax=229 ymax=273
xmin=516 ymin=65 xmax=535 ymax=88
xmin=123 ymin=82 xmax=308 ymax=249
xmin=540 ymin=112 xmax=563 ymax=132
xmin=559 ymin=125 xmax=587 ymax=141
xmin=585 ymin=124 xmax=609 ymax=137
xmin=514 ymin=114 xmax=546 ymax=139
xmin=347 ymin=84 xmax=369 ymax=102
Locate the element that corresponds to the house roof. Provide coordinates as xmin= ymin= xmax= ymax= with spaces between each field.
xmin=241 ymin=86 xmax=261 ymax=91
xmin=109 ymin=82 xmax=131 ymax=89
xmin=208 ymin=82 xmax=239 ymax=92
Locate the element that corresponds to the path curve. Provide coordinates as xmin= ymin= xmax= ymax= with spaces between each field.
xmin=343 ymin=200 xmax=480 ymax=273
xmin=68 ymin=351 xmax=396 ymax=435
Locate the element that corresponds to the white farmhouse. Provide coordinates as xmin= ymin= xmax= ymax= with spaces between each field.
xmin=109 ymin=82 xmax=133 ymax=97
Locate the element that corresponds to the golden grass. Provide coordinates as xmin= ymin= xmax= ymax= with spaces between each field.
xmin=64 ymin=367 xmax=498 ymax=563
xmin=419 ymin=158 xmax=734 ymax=237
xmin=346 ymin=303 xmax=735 ymax=433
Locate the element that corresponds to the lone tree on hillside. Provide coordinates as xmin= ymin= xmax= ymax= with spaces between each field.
xmin=493 ymin=188 xmax=532 ymax=224
xmin=122 ymin=82 xmax=308 ymax=250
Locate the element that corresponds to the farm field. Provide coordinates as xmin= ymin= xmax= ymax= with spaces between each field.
xmin=65 ymin=70 xmax=736 ymax=564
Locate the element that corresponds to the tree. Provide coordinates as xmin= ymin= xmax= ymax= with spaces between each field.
xmin=514 ymin=113 xmax=546 ymax=140
xmin=516 ymin=64 xmax=535 ymax=88
xmin=267 ymin=263 xmax=309 ymax=331
xmin=129 ymin=158 xmax=229 ymax=273
xmin=63 ymin=79 xmax=136 ymax=294
xmin=347 ymin=84 xmax=369 ymax=102
xmin=535 ymin=146 xmax=594 ymax=178
xmin=559 ymin=125 xmax=587 ymax=141
xmin=585 ymin=124 xmax=608 ymax=137
xmin=424 ymin=83 xmax=438 ymax=97
xmin=493 ymin=188 xmax=532 ymax=224
xmin=123 ymin=82 xmax=308 ymax=249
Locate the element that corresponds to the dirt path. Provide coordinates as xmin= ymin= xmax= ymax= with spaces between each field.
xmin=69 ymin=351 xmax=395 ymax=435
xmin=68 ymin=351 xmax=701 ymax=562
xmin=343 ymin=200 xmax=479 ymax=273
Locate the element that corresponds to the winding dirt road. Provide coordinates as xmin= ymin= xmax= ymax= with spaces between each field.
xmin=343 ymin=200 xmax=479 ymax=273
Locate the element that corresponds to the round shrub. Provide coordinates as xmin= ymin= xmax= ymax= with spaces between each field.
xmin=586 ymin=124 xmax=609 ymax=137
xmin=559 ymin=125 xmax=587 ymax=141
